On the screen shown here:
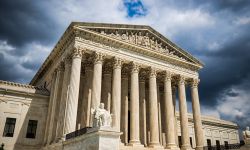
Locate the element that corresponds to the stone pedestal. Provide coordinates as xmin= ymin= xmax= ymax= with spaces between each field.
xmin=63 ymin=127 xmax=122 ymax=150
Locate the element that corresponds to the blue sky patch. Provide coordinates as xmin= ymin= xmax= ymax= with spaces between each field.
xmin=123 ymin=0 xmax=147 ymax=17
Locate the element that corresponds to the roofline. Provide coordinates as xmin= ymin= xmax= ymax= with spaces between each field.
xmin=30 ymin=22 xmax=204 ymax=85
xmin=72 ymin=22 xmax=204 ymax=66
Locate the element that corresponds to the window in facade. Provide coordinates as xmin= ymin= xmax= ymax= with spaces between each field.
xmin=224 ymin=141 xmax=229 ymax=149
xmin=216 ymin=140 xmax=221 ymax=150
xmin=207 ymin=139 xmax=212 ymax=150
xmin=3 ymin=117 xmax=16 ymax=137
xmin=26 ymin=120 xmax=38 ymax=138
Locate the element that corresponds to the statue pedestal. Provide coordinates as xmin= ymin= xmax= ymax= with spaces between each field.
xmin=63 ymin=127 xmax=122 ymax=150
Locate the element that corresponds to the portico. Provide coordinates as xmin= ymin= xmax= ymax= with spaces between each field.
xmin=32 ymin=22 xmax=204 ymax=150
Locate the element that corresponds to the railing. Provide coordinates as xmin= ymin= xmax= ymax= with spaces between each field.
xmin=203 ymin=143 xmax=241 ymax=150
xmin=65 ymin=127 xmax=92 ymax=140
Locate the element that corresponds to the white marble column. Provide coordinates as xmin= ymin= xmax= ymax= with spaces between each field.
xmin=129 ymin=62 xmax=141 ymax=146
xmin=148 ymin=68 xmax=161 ymax=148
xmin=55 ymin=58 xmax=71 ymax=140
xmin=190 ymin=79 xmax=204 ymax=150
xmin=164 ymin=71 xmax=178 ymax=149
xmin=121 ymin=72 xmax=129 ymax=145
xmin=44 ymin=70 xmax=57 ymax=145
xmin=178 ymin=76 xmax=191 ymax=150
xmin=64 ymin=49 xmax=82 ymax=134
xmin=111 ymin=58 xmax=122 ymax=131
xmin=91 ymin=52 xmax=104 ymax=109
xmin=48 ymin=63 xmax=64 ymax=144
xmin=139 ymin=75 xmax=147 ymax=146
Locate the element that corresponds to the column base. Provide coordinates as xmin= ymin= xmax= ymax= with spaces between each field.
xmin=181 ymin=144 xmax=192 ymax=150
xmin=165 ymin=143 xmax=180 ymax=150
xmin=148 ymin=142 xmax=163 ymax=149
xmin=128 ymin=140 xmax=144 ymax=147
xmin=195 ymin=146 xmax=203 ymax=150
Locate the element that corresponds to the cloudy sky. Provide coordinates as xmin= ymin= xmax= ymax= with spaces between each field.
xmin=0 ymin=0 xmax=250 ymax=134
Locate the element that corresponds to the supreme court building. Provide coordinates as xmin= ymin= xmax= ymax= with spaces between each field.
xmin=0 ymin=22 xmax=239 ymax=150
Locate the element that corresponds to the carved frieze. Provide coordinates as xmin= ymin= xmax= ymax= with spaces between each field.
xmin=92 ymin=29 xmax=189 ymax=62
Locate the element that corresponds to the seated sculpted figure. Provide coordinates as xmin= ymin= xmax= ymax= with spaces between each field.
xmin=92 ymin=103 xmax=112 ymax=127
xmin=243 ymin=126 xmax=250 ymax=144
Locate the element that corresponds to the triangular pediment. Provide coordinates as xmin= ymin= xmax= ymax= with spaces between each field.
xmin=72 ymin=22 xmax=203 ymax=68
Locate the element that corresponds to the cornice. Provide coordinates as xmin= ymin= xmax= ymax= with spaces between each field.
xmin=72 ymin=22 xmax=204 ymax=66
xmin=29 ymin=22 xmax=203 ymax=85
xmin=0 ymin=80 xmax=35 ymax=89
xmin=175 ymin=112 xmax=238 ymax=129
xmin=0 ymin=80 xmax=50 ymax=96
xmin=74 ymin=27 xmax=202 ymax=72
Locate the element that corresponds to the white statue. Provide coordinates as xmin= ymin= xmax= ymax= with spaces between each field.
xmin=243 ymin=126 xmax=250 ymax=144
xmin=92 ymin=103 xmax=112 ymax=128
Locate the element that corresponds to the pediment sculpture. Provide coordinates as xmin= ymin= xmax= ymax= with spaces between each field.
xmin=96 ymin=29 xmax=189 ymax=61
xmin=92 ymin=103 xmax=112 ymax=128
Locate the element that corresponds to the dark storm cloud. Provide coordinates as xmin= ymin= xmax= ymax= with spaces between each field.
xmin=209 ymin=0 xmax=250 ymax=12
xmin=0 ymin=0 xmax=58 ymax=53
xmin=198 ymin=30 xmax=250 ymax=106
xmin=0 ymin=53 xmax=32 ymax=82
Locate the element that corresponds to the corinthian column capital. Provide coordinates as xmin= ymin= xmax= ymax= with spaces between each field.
xmin=113 ymin=57 xmax=122 ymax=69
xmin=178 ymin=75 xmax=186 ymax=85
xmin=164 ymin=71 xmax=172 ymax=81
xmin=72 ymin=46 xmax=84 ymax=58
xmin=190 ymin=78 xmax=200 ymax=88
xmin=149 ymin=67 xmax=157 ymax=78
xmin=93 ymin=52 xmax=104 ymax=64
xmin=130 ymin=62 xmax=140 ymax=73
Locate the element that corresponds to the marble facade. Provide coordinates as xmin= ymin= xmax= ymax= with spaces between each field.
xmin=0 ymin=22 xmax=240 ymax=150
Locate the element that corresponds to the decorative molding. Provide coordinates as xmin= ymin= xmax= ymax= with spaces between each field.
xmin=30 ymin=23 xmax=202 ymax=85
xmin=178 ymin=75 xmax=186 ymax=85
xmin=190 ymin=78 xmax=200 ymax=88
xmin=93 ymin=52 xmax=104 ymax=64
xmin=148 ymin=67 xmax=157 ymax=78
xmin=71 ymin=46 xmax=83 ymax=58
xmin=89 ymin=28 xmax=190 ymax=63
xmin=130 ymin=62 xmax=140 ymax=73
xmin=0 ymin=80 xmax=35 ymax=89
xmin=76 ymin=35 xmax=199 ymax=76
xmin=113 ymin=57 xmax=122 ymax=69
xmin=164 ymin=71 xmax=172 ymax=81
